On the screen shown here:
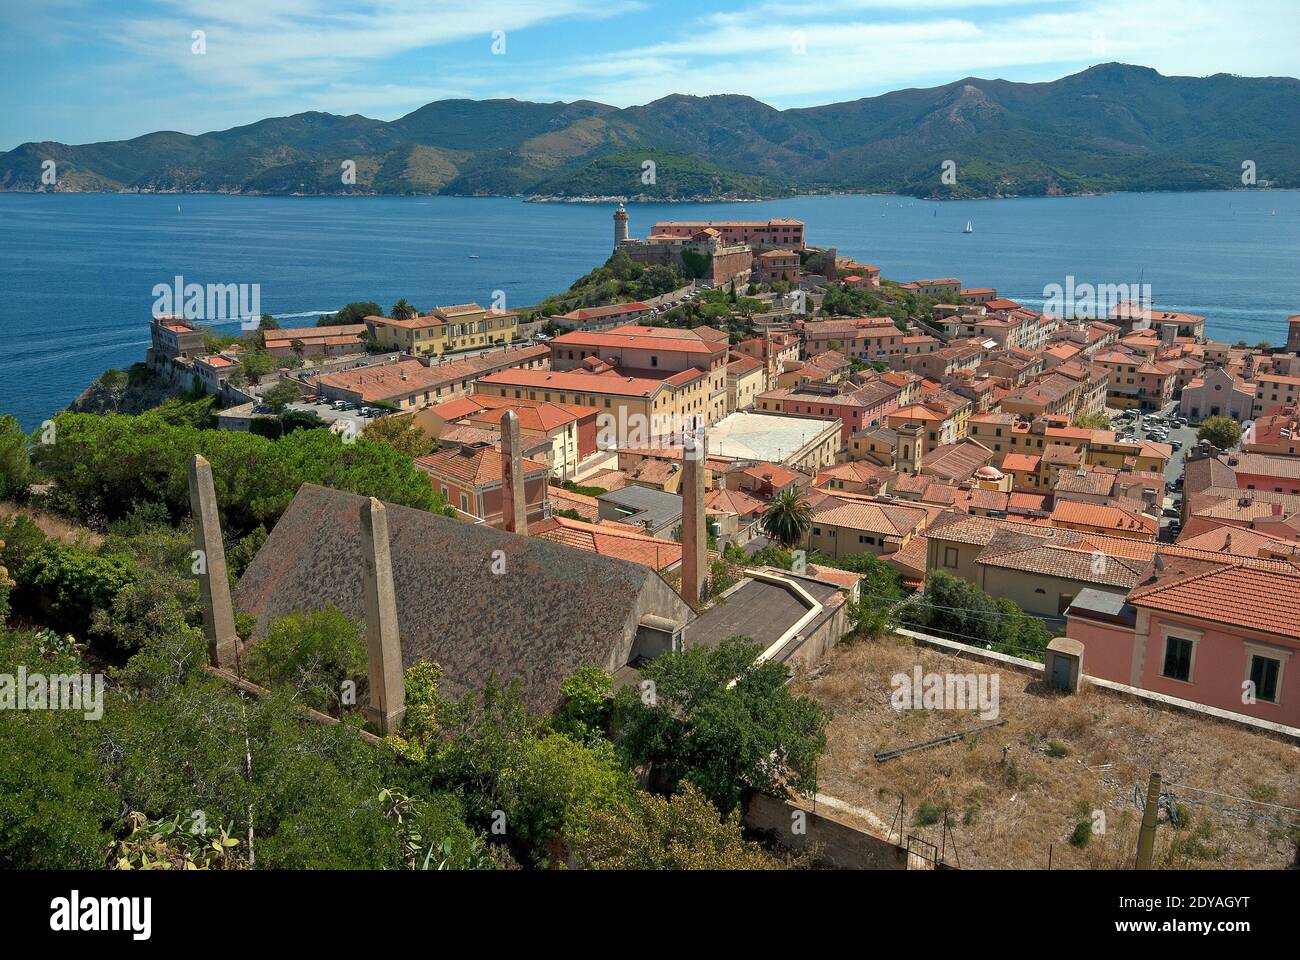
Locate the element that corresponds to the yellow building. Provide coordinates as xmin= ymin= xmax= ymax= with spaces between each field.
xmin=475 ymin=367 xmax=710 ymax=448
xmin=365 ymin=303 xmax=519 ymax=356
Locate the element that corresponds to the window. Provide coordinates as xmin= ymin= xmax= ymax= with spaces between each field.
xmin=943 ymin=547 xmax=958 ymax=568
xmin=1161 ymin=636 xmax=1194 ymax=682
xmin=1249 ymin=654 xmax=1281 ymax=703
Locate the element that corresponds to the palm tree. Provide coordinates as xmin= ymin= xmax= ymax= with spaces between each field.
xmin=760 ymin=487 xmax=812 ymax=548
xmin=390 ymin=298 xmax=419 ymax=321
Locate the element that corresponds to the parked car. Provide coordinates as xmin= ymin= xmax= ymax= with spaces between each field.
xmin=1162 ymin=507 xmax=1181 ymax=518
xmin=1171 ymin=440 xmax=1183 ymax=451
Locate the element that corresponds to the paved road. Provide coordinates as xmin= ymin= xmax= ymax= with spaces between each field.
xmin=287 ymin=400 xmax=366 ymax=434
xmin=1109 ymin=401 xmax=1197 ymax=541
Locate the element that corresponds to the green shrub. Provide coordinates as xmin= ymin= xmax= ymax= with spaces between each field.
xmin=18 ymin=542 xmax=136 ymax=637
xmin=1069 ymin=819 xmax=1092 ymax=847
xmin=245 ymin=607 xmax=366 ymax=715
xmin=912 ymin=801 xmax=945 ymax=827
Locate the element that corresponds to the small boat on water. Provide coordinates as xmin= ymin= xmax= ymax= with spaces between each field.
xmin=468 ymin=254 xmax=480 ymax=259
xmin=963 ymin=220 xmax=973 ymax=234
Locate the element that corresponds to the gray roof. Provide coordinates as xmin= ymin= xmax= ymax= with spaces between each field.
xmin=1066 ymin=587 xmax=1137 ymax=624
xmin=597 ymin=485 xmax=683 ymax=528
xmin=235 ymin=483 xmax=690 ymax=714
xmin=686 ymin=571 xmax=842 ymax=657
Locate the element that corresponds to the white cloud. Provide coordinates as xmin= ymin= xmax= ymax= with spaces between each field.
xmin=498 ymin=0 xmax=1300 ymax=108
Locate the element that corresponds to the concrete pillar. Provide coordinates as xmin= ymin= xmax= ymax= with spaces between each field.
xmin=360 ymin=497 xmax=406 ymax=735
xmin=1135 ymin=771 xmax=1162 ymax=869
xmin=680 ymin=427 xmax=707 ymax=606
xmin=187 ymin=454 xmax=241 ymax=671
xmin=500 ymin=409 xmax=527 ymax=534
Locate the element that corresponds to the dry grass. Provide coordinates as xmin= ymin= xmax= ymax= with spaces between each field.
xmin=794 ymin=636 xmax=1300 ymax=870
xmin=0 ymin=502 xmax=103 ymax=548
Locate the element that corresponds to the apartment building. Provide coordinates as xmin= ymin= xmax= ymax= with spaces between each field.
xmin=365 ymin=303 xmax=520 ymax=356
xmin=545 ymin=324 xmax=730 ymax=424
xmin=886 ymin=391 xmax=972 ymax=454
xmin=415 ymin=442 xmax=551 ymax=527
xmin=553 ymin=301 xmax=653 ymax=332
xmin=263 ymin=324 xmax=366 ymax=359
xmin=804 ymin=491 xmax=931 ymax=561
xmin=1067 ymin=553 xmax=1300 ymax=727
xmin=313 ymin=346 xmax=548 ymax=410
xmin=801 ymin=318 xmax=903 ymax=360
xmin=1253 ymin=373 xmax=1300 ymax=418
xmin=725 ymin=353 xmax=767 ymax=413
xmin=756 ymin=379 xmax=901 ymax=446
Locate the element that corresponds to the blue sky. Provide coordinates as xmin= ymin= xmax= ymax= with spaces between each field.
xmin=2 ymin=0 xmax=1298 ymax=150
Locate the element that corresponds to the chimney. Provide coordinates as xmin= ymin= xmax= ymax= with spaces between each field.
xmin=680 ymin=427 xmax=707 ymax=606
xmin=186 ymin=454 xmax=241 ymax=671
xmin=360 ymin=498 xmax=406 ymax=735
xmin=500 ymin=409 xmax=528 ymax=534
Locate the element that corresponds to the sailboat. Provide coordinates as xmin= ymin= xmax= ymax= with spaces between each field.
xmin=963 ymin=220 xmax=973 ymax=234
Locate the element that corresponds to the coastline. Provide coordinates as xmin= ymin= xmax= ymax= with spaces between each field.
xmin=3 ymin=185 xmax=1294 ymax=202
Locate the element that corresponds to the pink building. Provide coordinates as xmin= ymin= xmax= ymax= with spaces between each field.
xmin=1067 ymin=552 xmax=1300 ymax=727
xmin=801 ymin=318 xmax=903 ymax=359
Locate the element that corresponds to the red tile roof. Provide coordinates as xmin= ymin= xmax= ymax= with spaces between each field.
xmin=415 ymin=444 xmax=548 ymax=487
xmin=1128 ymin=557 xmax=1300 ymax=639
xmin=1051 ymin=499 xmax=1157 ymax=536
xmin=531 ymin=516 xmax=682 ymax=571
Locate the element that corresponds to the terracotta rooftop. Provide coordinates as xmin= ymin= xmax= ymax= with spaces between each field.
xmin=547 ymin=485 xmax=601 ymax=522
xmin=704 ymin=487 xmax=767 ymax=518
xmin=1050 ymin=499 xmax=1157 ymax=536
xmin=807 ymin=495 xmax=929 ymax=539
xmin=531 ymin=515 xmax=682 ymax=571
xmin=415 ymin=444 xmax=548 ymax=487
xmin=1128 ymin=555 xmax=1300 ymax=639
xmin=548 ymin=325 xmax=724 ymax=355
xmin=478 ymin=368 xmax=666 ymax=399
xmin=923 ymin=439 xmax=995 ymax=483
xmin=559 ymin=301 xmax=651 ymax=321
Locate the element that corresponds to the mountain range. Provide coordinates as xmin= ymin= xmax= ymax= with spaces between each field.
xmin=2 ymin=64 xmax=1297 ymax=200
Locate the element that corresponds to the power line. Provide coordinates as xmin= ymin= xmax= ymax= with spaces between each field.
xmin=1164 ymin=781 xmax=1300 ymax=814
xmin=893 ymin=617 xmax=1053 ymax=659
xmin=1163 ymin=791 xmax=1300 ymax=832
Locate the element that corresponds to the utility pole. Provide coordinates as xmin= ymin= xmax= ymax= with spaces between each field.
xmin=1135 ymin=771 xmax=1162 ymax=870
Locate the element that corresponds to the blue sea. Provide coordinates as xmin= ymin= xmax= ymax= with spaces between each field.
xmin=2 ymin=190 xmax=1298 ymax=431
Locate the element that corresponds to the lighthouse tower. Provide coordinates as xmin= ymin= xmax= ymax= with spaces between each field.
xmin=613 ymin=202 xmax=629 ymax=248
